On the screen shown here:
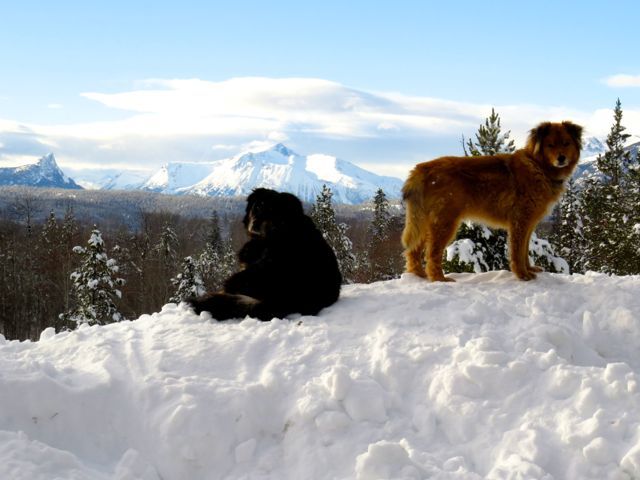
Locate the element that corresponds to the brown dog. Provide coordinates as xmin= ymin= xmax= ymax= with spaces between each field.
xmin=402 ymin=121 xmax=583 ymax=281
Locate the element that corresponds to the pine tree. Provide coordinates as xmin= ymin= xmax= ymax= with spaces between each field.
xmin=463 ymin=107 xmax=516 ymax=156
xmin=366 ymin=188 xmax=396 ymax=281
xmin=60 ymin=228 xmax=125 ymax=326
xmin=527 ymin=232 xmax=569 ymax=274
xmin=311 ymin=185 xmax=356 ymax=283
xmin=444 ymin=222 xmax=508 ymax=273
xmin=198 ymin=210 xmax=236 ymax=291
xmin=154 ymin=221 xmax=180 ymax=302
xmin=170 ymin=256 xmax=205 ymax=303
xmin=597 ymin=98 xmax=631 ymax=187
xmin=550 ymin=179 xmax=584 ymax=273
xmin=156 ymin=222 xmax=179 ymax=267
xmin=206 ymin=211 xmax=223 ymax=251
xmin=580 ymin=99 xmax=636 ymax=275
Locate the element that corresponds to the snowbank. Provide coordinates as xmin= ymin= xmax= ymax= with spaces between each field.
xmin=1 ymin=271 xmax=640 ymax=479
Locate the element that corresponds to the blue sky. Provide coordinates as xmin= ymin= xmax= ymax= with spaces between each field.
xmin=1 ymin=1 xmax=639 ymax=179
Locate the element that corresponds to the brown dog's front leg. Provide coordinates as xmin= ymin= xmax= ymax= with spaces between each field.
xmin=509 ymin=221 xmax=536 ymax=281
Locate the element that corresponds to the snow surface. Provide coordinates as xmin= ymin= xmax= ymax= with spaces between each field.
xmin=2 ymin=272 xmax=640 ymax=479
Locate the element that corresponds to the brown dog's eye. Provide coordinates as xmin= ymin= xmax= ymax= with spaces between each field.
xmin=547 ymin=143 xmax=555 ymax=148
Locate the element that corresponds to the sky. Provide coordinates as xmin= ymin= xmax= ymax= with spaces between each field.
xmin=1 ymin=0 xmax=639 ymax=180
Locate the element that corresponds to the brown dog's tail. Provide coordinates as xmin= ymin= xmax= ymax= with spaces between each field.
xmin=401 ymin=166 xmax=427 ymax=250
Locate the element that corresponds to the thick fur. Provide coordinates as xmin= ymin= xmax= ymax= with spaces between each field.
xmin=187 ymin=188 xmax=342 ymax=320
xmin=402 ymin=121 xmax=583 ymax=281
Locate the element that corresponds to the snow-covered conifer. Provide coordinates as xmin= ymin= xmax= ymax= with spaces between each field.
xmin=60 ymin=228 xmax=125 ymax=326
xmin=170 ymin=256 xmax=205 ymax=303
xmin=311 ymin=185 xmax=356 ymax=283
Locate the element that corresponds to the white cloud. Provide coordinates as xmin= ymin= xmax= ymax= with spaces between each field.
xmin=0 ymin=77 xmax=639 ymax=178
xmin=47 ymin=103 xmax=63 ymax=109
xmin=604 ymin=74 xmax=640 ymax=88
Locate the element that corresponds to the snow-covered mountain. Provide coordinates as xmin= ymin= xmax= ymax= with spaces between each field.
xmin=0 ymin=153 xmax=82 ymax=189
xmin=141 ymin=143 xmax=404 ymax=204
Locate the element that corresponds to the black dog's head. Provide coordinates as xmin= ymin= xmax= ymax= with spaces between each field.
xmin=243 ymin=188 xmax=305 ymax=237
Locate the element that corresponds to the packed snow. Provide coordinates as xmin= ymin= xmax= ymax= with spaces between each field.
xmin=2 ymin=271 xmax=640 ymax=479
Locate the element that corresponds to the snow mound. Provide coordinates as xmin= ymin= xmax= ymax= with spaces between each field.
xmin=2 ymin=272 xmax=640 ymax=479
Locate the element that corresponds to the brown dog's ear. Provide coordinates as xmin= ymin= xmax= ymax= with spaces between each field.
xmin=562 ymin=121 xmax=584 ymax=150
xmin=525 ymin=122 xmax=551 ymax=157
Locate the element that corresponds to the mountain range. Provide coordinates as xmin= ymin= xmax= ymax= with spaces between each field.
xmin=2 ymin=138 xmax=639 ymax=203
xmin=12 ymin=144 xmax=405 ymax=204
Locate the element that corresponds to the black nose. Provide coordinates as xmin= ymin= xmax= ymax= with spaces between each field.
xmin=558 ymin=154 xmax=566 ymax=165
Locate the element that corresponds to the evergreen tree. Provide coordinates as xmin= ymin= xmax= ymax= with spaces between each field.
xmin=206 ymin=211 xmax=223 ymax=251
xmin=156 ymin=222 xmax=179 ymax=267
xmin=550 ymin=179 xmax=584 ymax=273
xmin=40 ymin=210 xmax=62 ymax=255
xmin=580 ymin=99 xmax=636 ymax=275
xmin=366 ymin=188 xmax=395 ymax=281
xmin=170 ymin=256 xmax=205 ymax=303
xmin=527 ymin=232 xmax=569 ymax=274
xmin=444 ymin=222 xmax=508 ymax=273
xmin=198 ymin=239 xmax=236 ymax=292
xmin=311 ymin=185 xmax=356 ymax=283
xmin=154 ymin=221 xmax=180 ymax=302
xmin=198 ymin=210 xmax=236 ymax=291
xmin=597 ymin=98 xmax=631 ymax=186
xmin=463 ymin=107 xmax=516 ymax=156
xmin=61 ymin=228 xmax=125 ymax=326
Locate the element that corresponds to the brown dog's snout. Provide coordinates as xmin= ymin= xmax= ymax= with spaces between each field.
xmin=557 ymin=154 xmax=567 ymax=165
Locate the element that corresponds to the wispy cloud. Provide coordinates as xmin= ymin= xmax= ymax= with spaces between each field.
xmin=603 ymin=74 xmax=640 ymax=88
xmin=0 ymin=77 xmax=639 ymax=178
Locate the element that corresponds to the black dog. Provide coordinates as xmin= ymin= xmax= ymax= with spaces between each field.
xmin=187 ymin=188 xmax=342 ymax=321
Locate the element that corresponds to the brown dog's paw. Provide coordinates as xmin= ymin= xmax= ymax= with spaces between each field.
xmin=428 ymin=274 xmax=456 ymax=282
xmin=514 ymin=270 xmax=537 ymax=281
xmin=528 ymin=265 xmax=544 ymax=273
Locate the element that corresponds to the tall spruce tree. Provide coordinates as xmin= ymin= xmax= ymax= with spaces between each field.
xmin=60 ymin=228 xmax=125 ymax=326
xmin=311 ymin=185 xmax=356 ymax=283
xmin=170 ymin=256 xmax=205 ymax=303
xmin=550 ymin=179 xmax=584 ymax=273
xmin=367 ymin=188 xmax=395 ymax=281
xmin=198 ymin=210 xmax=236 ymax=291
xmin=597 ymin=98 xmax=631 ymax=187
xmin=580 ymin=98 xmax=636 ymax=275
xmin=463 ymin=107 xmax=516 ymax=156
